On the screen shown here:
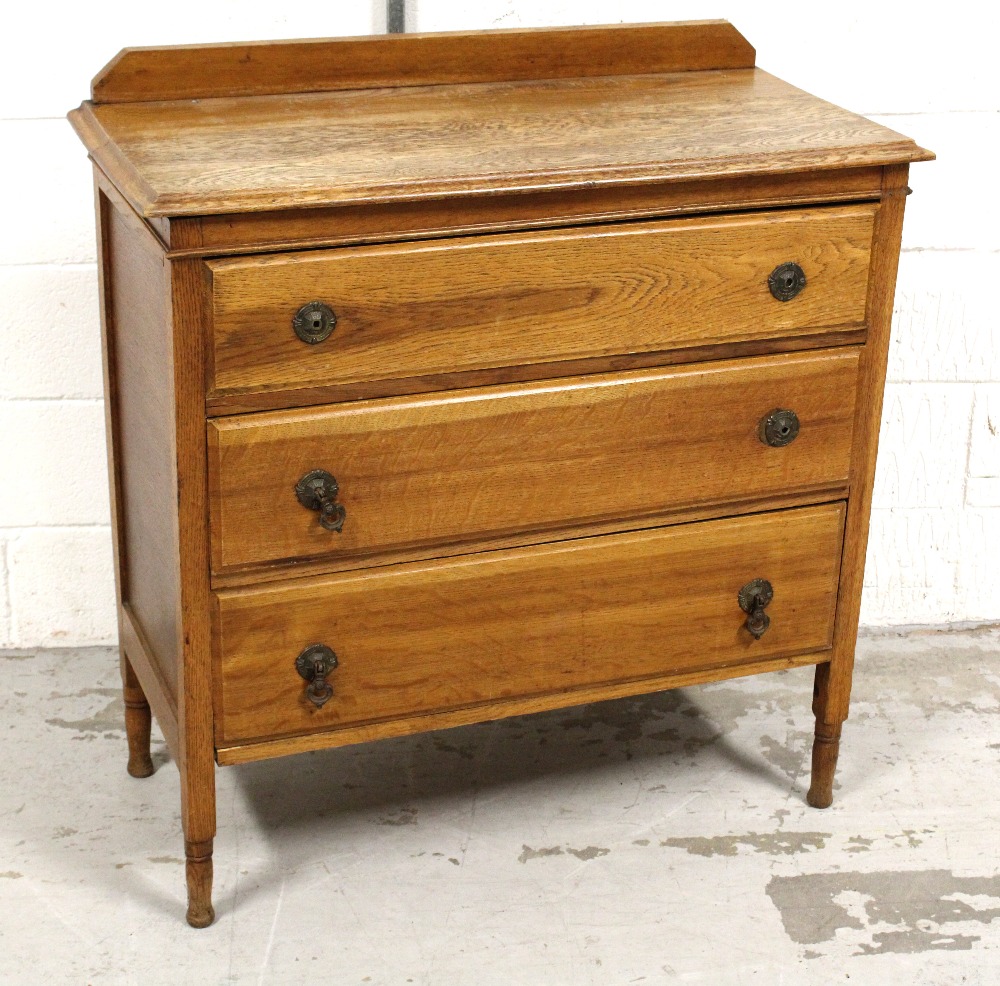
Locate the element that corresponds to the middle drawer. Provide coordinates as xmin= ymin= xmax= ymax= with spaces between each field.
xmin=208 ymin=348 xmax=860 ymax=573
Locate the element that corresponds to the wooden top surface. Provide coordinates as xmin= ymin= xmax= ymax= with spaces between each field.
xmin=68 ymin=24 xmax=932 ymax=219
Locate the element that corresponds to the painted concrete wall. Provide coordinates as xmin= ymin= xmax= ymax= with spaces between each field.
xmin=1 ymin=2 xmax=996 ymax=646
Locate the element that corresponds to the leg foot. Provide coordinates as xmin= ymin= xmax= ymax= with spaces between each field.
xmin=121 ymin=653 xmax=155 ymax=778
xmin=806 ymin=722 xmax=841 ymax=809
xmin=185 ymin=839 xmax=215 ymax=928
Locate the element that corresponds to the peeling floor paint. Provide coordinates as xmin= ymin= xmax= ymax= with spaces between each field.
xmin=662 ymin=831 xmax=831 ymax=857
xmin=758 ymin=732 xmax=812 ymax=781
xmin=45 ymin=688 xmax=124 ymax=735
xmin=518 ymin=844 xmax=611 ymax=863
xmin=2 ymin=629 xmax=999 ymax=983
xmin=767 ymin=870 xmax=1000 ymax=956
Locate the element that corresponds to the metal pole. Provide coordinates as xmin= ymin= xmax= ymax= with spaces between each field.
xmin=387 ymin=0 xmax=406 ymax=33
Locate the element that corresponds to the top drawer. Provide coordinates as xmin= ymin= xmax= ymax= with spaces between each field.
xmin=207 ymin=204 xmax=875 ymax=401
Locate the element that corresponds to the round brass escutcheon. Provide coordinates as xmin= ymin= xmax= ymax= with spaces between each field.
xmin=295 ymin=643 xmax=338 ymax=682
xmin=295 ymin=469 xmax=346 ymax=532
xmin=768 ymin=262 xmax=806 ymax=302
xmin=738 ymin=578 xmax=774 ymax=614
xmin=759 ymin=408 xmax=800 ymax=448
xmin=292 ymin=301 xmax=337 ymax=344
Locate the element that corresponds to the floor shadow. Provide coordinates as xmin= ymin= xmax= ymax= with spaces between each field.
xmin=232 ymin=676 xmax=813 ymax=844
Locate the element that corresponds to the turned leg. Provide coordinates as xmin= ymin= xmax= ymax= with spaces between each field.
xmin=806 ymin=663 xmax=844 ymax=809
xmin=121 ymin=652 xmax=155 ymax=778
xmin=184 ymin=837 xmax=215 ymax=928
xmin=806 ymin=721 xmax=842 ymax=809
xmin=180 ymin=743 xmax=217 ymax=927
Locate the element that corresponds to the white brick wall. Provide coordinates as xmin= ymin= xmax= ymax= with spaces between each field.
xmin=0 ymin=5 xmax=381 ymax=647
xmin=1 ymin=2 xmax=996 ymax=646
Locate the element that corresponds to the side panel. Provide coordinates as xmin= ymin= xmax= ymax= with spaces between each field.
xmin=102 ymin=183 xmax=181 ymax=707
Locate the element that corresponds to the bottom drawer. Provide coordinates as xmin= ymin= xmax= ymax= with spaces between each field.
xmin=215 ymin=502 xmax=846 ymax=745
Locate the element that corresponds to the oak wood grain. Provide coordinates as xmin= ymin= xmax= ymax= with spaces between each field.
xmin=68 ymin=69 xmax=932 ymax=220
xmin=94 ymin=177 xmax=161 ymax=779
xmin=215 ymin=502 xmax=846 ymax=745
xmin=99 ymin=175 xmax=218 ymax=923
xmin=807 ymin=660 xmax=841 ymax=807
xmin=169 ymin=258 xmax=218 ymax=927
xmin=103 ymin=186 xmax=180 ymax=698
xmin=120 ymin=603 xmax=179 ymax=757
xmin=122 ymin=653 xmax=154 ymax=778
xmin=206 ymin=330 xmax=868 ymax=418
xmin=208 ymin=349 xmax=860 ymax=573
xmin=167 ymin=168 xmax=885 ymax=259
xmin=826 ymin=165 xmax=913 ymax=724
xmin=209 ymin=205 xmax=875 ymax=400
xmin=217 ymin=649 xmax=828 ymax=765
xmin=91 ymin=21 xmax=756 ymax=103
xmin=208 ymin=487 xmax=850 ymax=590
xmin=69 ymin=19 xmax=935 ymax=927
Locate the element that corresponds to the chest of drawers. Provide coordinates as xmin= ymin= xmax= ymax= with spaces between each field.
xmin=68 ymin=21 xmax=932 ymax=927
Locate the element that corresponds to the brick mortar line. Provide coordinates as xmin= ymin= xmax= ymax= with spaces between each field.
xmin=0 ymin=525 xmax=112 ymax=533
xmin=0 ymin=261 xmax=97 ymax=269
xmin=901 ymin=247 xmax=1000 ymax=254
xmin=869 ymin=506 xmax=1000 ymax=512
xmin=0 ymin=397 xmax=104 ymax=404
xmin=867 ymin=109 xmax=1000 ymax=117
xmin=0 ymin=541 xmax=10 ymax=624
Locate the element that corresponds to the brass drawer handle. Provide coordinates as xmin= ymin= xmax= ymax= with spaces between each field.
xmin=758 ymin=408 xmax=800 ymax=448
xmin=295 ymin=469 xmax=346 ymax=532
xmin=293 ymin=301 xmax=337 ymax=344
xmin=738 ymin=578 xmax=773 ymax=640
xmin=296 ymin=644 xmax=338 ymax=708
xmin=768 ymin=262 xmax=806 ymax=301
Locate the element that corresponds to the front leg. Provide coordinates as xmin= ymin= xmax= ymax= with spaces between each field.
xmin=185 ymin=836 xmax=215 ymax=928
xmin=179 ymin=737 xmax=217 ymax=927
xmin=806 ymin=662 xmax=844 ymax=809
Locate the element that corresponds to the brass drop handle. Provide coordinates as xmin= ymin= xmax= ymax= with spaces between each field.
xmin=738 ymin=579 xmax=774 ymax=640
xmin=295 ymin=469 xmax=346 ymax=533
xmin=296 ymin=644 xmax=338 ymax=708
xmin=768 ymin=262 xmax=806 ymax=301
xmin=758 ymin=408 xmax=800 ymax=448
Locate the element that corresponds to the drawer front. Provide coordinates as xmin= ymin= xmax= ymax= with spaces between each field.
xmin=208 ymin=205 xmax=875 ymax=399
xmin=208 ymin=348 xmax=859 ymax=572
xmin=215 ymin=502 xmax=846 ymax=745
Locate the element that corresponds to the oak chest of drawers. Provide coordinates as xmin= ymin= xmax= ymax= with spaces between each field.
xmin=69 ymin=20 xmax=932 ymax=926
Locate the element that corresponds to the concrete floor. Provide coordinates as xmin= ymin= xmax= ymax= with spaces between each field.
xmin=2 ymin=627 xmax=999 ymax=985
